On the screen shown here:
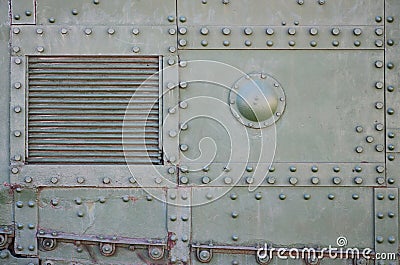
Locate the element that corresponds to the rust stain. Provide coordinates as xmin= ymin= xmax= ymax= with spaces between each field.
xmin=3 ymin=182 xmax=22 ymax=195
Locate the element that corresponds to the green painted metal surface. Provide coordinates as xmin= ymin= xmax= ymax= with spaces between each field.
xmin=0 ymin=0 xmax=399 ymax=264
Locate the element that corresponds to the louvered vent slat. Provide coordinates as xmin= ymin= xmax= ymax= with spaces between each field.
xmin=27 ymin=56 xmax=162 ymax=165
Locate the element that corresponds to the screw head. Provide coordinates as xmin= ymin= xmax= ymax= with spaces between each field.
xmin=132 ymin=28 xmax=140 ymax=35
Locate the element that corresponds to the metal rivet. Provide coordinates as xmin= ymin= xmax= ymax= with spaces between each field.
xmin=297 ymin=0 xmax=304 ymax=4
xmin=181 ymin=215 xmax=189 ymax=221
xmin=355 ymin=146 xmax=363 ymax=153
xmin=376 ymin=236 xmax=384 ymax=243
xmin=289 ymin=40 xmax=296 ymax=46
xmin=132 ymin=46 xmax=140 ymax=53
xmin=202 ymin=176 xmax=211 ymax=184
xmin=167 ymin=15 xmax=175 ymax=22
xmin=181 ymin=193 xmax=188 ymax=200
xmin=28 ymin=224 xmax=35 ymax=229
xmin=388 ymin=154 xmax=395 ymax=161
xmin=387 ymin=16 xmax=394 ymax=23
xmin=222 ymin=0 xmax=230 ymax=4
xmin=377 ymin=212 xmax=384 ymax=219
xmin=179 ymin=16 xmax=187 ymax=23
xmin=244 ymin=40 xmax=252 ymax=46
xmin=388 ymin=178 xmax=395 ymax=185
xmin=352 ymin=194 xmax=359 ymax=200
xmin=48 ymin=17 xmax=55 ymax=23
xmin=132 ymin=28 xmax=140 ymax=35
xmin=387 ymin=39 xmax=394 ymax=46
xmin=14 ymin=154 xmax=21 ymax=161
xmin=279 ymin=194 xmax=286 ymax=200
xmin=25 ymin=10 xmax=32 ymax=16
xmin=282 ymin=21 xmax=286 ymax=25
xmin=230 ymin=193 xmax=238 ymax=200
xmin=375 ymin=16 xmax=382 ymax=22
xmin=255 ymin=193 xmax=262 ymax=200
xmin=16 ymin=245 xmax=23 ymax=251
xmin=388 ymin=236 xmax=396 ymax=244
xmin=71 ymin=9 xmax=79 ymax=15
xmin=266 ymin=40 xmax=274 ymax=47
xmin=387 ymin=108 xmax=395 ymax=115
xmin=200 ymin=40 xmax=208 ymax=46
xmin=37 ymin=28 xmax=44 ymax=35
xmin=37 ymin=46 xmax=44 ymax=53
xmin=304 ymin=194 xmax=311 ymax=200
xmin=231 ymin=211 xmax=239 ymax=218
xmin=310 ymin=41 xmax=317 ymax=47
xmin=98 ymin=197 xmax=106 ymax=203
xmin=180 ymin=144 xmax=188 ymax=152
xmin=388 ymin=194 xmax=395 ymax=200
xmin=388 ymin=212 xmax=395 ymax=218
xmin=232 ymin=235 xmax=239 ymax=241
xmin=354 ymin=41 xmax=361 ymax=47
xmin=180 ymin=176 xmax=189 ymax=184
xmin=77 ymin=211 xmax=84 ymax=217
xmin=333 ymin=177 xmax=342 ymax=185
xmin=332 ymin=40 xmax=339 ymax=46
xmin=180 ymin=166 xmax=189 ymax=173
xmin=28 ymin=245 xmax=35 ymax=251
xmin=16 ymin=201 xmax=23 ymax=208
xmin=328 ymin=194 xmax=335 ymax=200
xmin=318 ymin=0 xmax=325 ymax=4
xmin=311 ymin=165 xmax=318 ymax=172
xmin=206 ymin=193 xmax=213 ymax=200
xmin=376 ymin=193 xmax=384 ymax=200
xmin=246 ymin=177 xmax=254 ymax=184
xmin=13 ymin=27 xmax=20 ymax=34
xmin=388 ymin=132 xmax=395 ymax=138
xmin=388 ymin=144 xmax=395 ymax=151
xmin=333 ymin=166 xmax=340 ymax=172
xmin=14 ymin=58 xmax=21 ymax=65
xmin=102 ymin=177 xmax=111 ymax=184
xmin=387 ymin=62 xmax=395 ymax=69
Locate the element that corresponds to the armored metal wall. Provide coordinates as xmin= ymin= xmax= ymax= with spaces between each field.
xmin=0 ymin=1 xmax=399 ymax=265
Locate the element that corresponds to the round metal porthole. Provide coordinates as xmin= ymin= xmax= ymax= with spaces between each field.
xmin=229 ymin=73 xmax=286 ymax=129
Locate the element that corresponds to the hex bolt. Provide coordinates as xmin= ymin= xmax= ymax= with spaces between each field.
xmin=107 ymin=28 xmax=115 ymax=35
xmin=224 ymin=177 xmax=232 ymax=184
xmin=179 ymin=39 xmax=187 ymax=47
xmin=331 ymin=28 xmax=340 ymax=36
xmin=288 ymin=28 xmax=296 ymax=35
xmin=375 ymin=60 xmax=383 ymax=68
xmin=13 ymin=46 xmax=20 ymax=53
xmin=61 ymin=28 xmax=68 ymax=34
xmin=132 ymin=46 xmax=140 ymax=53
xmin=14 ymin=58 xmax=21 ymax=65
xmin=84 ymin=28 xmax=92 ymax=35
xmin=132 ymin=28 xmax=140 ymax=35
xmin=375 ymin=123 xmax=384 ymax=131
xmin=129 ymin=177 xmax=136 ymax=184
xmin=180 ymin=176 xmax=189 ymax=184
xmin=332 ymin=177 xmax=342 ymax=185
xmin=202 ymin=176 xmax=211 ymax=184
xmin=14 ymin=130 xmax=21 ymax=137
xmin=311 ymin=177 xmax=320 ymax=184
xmin=200 ymin=27 xmax=209 ymax=35
xmin=353 ymin=28 xmax=362 ymax=36
xmin=179 ymin=27 xmax=187 ymax=35
xmin=376 ymin=177 xmax=385 ymax=185
xmin=376 ymin=165 xmax=385 ymax=173
xmin=11 ymin=167 xmax=19 ymax=174
xmin=375 ymin=102 xmax=384 ymax=109
xmin=267 ymin=176 xmax=276 ymax=184
xmin=50 ymin=177 xmax=58 ymax=184
xmin=179 ymin=101 xmax=188 ymax=109
xmin=103 ymin=177 xmax=111 ymax=184
xmin=77 ymin=177 xmax=85 ymax=183
xmin=25 ymin=176 xmax=32 ymax=183
xmin=354 ymin=177 xmax=363 ymax=184
xmin=13 ymin=28 xmax=20 ymax=34
xmin=375 ymin=82 xmax=383 ymax=89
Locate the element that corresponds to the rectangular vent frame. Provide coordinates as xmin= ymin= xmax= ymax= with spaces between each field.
xmin=26 ymin=55 xmax=163 ymax=165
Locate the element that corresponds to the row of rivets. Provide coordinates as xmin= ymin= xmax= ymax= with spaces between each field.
xmin=226 ymin=192 xmax=362 ymax=201
xmin=21 ymin=176 xmax=138 ymax=184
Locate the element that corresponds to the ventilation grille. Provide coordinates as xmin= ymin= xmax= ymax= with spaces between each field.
xmin=27 ymin=56 xmax=162 ymax=164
